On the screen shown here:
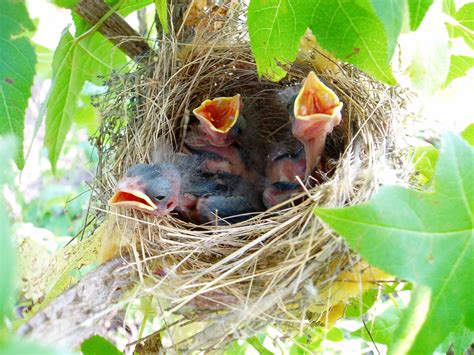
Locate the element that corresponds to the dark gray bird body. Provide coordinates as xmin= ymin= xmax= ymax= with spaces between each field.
xmin=109 ymin=154 xmax=265 ymax=224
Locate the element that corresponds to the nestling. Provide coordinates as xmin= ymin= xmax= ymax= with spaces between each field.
xmin=290 ymin=71 xmax=343 ymax=178
xmin=108 ymin=155 xmax=265 ymax=224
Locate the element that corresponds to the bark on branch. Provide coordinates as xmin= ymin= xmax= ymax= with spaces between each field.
xmin=75 ymin=0 xmax=151 ymax=59
xmin=18 ymin=257 xmax=136 ymax=349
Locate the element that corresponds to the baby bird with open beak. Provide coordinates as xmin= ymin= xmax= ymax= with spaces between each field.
xmin=108 ymin=155 xmax=265 ymax=224
xmin=290 ymin=71 xmax=343 ymax=178
xmin=184 ymin=94 xmax=261 ymax=181
xmin=192 ymin=94 xmax=246 ymax=147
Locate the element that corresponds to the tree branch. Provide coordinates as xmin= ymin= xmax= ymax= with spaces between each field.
xmin=18 ymin=257 xmax=136 ymax=349
xmin=74 ymin=0 xmax=151 ymax=60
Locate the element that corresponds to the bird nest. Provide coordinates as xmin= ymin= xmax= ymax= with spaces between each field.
xmin=91 ymin=16 xmax=405 ymax=352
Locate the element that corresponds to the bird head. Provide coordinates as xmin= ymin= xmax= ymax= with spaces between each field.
xmin=108 ymin=163 xmax=181 ymax=216
xmin=193 ymin=94 xmax=244 ymax=147
xmin=291 ymin=71 xmax=343 ymax=177
xmin=293 ymin=71 xmax=343 ymax=124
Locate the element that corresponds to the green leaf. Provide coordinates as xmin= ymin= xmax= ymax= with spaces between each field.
xmin=371 ymin=0 xmax=405 ymax=59
xmin=407 ymin=0 xmax=434 ymax=30
xmin=155 ymin=0 xmax=169 ymax=33
xmin=52 ymin=0 xmax=79 ymax=8
xmin=407 ymin=4 xmax=450 ymax=96
xmin=246 ymin=335 xmax=273 ymax=355
xmin=248 ymin=0 xmax=313 ymax=81
xmin=247 ymin=0 xmax=396 ymax=84
xmin=290 ymin=328 xmax=324 ymax=354
xmin=34 ymin=43 xmax=54 ymax=78
xmin=411 ymin=144 xmax=439 ymax=183
xmin=315 ymin=133 xmax=474 ymax=354
xmin=224 ymin=340 xmax=250 ymax=355
xmin=80 ymin=335 xmax=121 ymax=355
xmin=325 ymin=327 xmax=344 ymax=342
xmin=309 ymin=0 xmax=396 ymax=84
xmin=442 ymin=0 xmax=457 ymax=37
xmin=442 ymin=0 xmax=456 ymax=17
xmin=117 ymin=0 xmax=154 ymax=16
xmin=0 ymin=337 xmax=66 ymax=355
xmin=45 ymin=29 xmax=126 ymax=171
xmin=0 ymin=0 xmax=36 ymax=169
xmin=78 ymin=33 xmax=127 ymax=84
xmin=389 ymin=285 xmax=431 ymax=354
xmin=449 ymin=3 xmax=474 ymax=49
xmin=0 ymin=137 xmax=16 ymax=323
xmin=345 ymin=288 xmax=378 ymax=318
xmin=74 ymin=98 xmax=99 ymax=134
xmin=44 ymin=30 xmax=87 ymax=173
xmin=443 ymin=55 xmax=474 ymax=88
xmin=461 ymin=123 xmax=474 ymax=146
xmin=438 ymin=323 xmax=474 ymax=354
xmin=412 ymin=125 xmax=474 ymax=184
xmin=353 ymin=306 xmax=404 ymax=345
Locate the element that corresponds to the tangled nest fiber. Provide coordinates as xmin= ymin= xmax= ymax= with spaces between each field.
xmin=90 ymin=10 xmax=406 ymax=352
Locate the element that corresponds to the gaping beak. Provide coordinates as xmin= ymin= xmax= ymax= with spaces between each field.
xmin=108 ymin=178 xmax=157 ymax=212
xmin=193 ymin=94 xmax=242 ymax=147
xmin=292 ymin=71 xmax=343 ymax=177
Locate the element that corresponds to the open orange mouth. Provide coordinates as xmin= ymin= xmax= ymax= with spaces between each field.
xmin=294 ymin=72 xmax=343 ymax=120
xmin=108 ymin=189 xmax=157 ymax=212
xmin=193 ymin=94 xmax=241 ymax=133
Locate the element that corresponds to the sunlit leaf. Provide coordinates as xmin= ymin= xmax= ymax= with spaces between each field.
xmin=315 ymin=133 xmax=474 ymax=354
xmin=52 ymin=0 xmax=79 ymax=8
xmin=155 ymin=0 xmax=169 ymax=33
xmin=248 ymin=0 xmax=313 ymax=81
xmin=438 ymin=323 xmax=474 ymax=354
xmin=371 ymin=0 xmax=405 ymax=59
xmin=248 ymin=0 xmax=397 ymax=83
xmin=309 ymin=0 xmax=396 ymax=84
xmin=325 ymin=327 xmax=344 ymax=342
xmin=443 ymin=55 xmax=474 ymax=88
xmin=461 ymin=123 xmax=474 ymax=146
xmin=411 ymin=144 xmax=439 ymax=183
xmin=442 ymin=0 xmax=456 ymax=16
xmin=412 ymin=125 xmax=473 ymax=183
xmin=448 ymin=3 xmax=474 ymax=49
xmin=246 ymin=336 xmax=272 ymax=355
xmin=81 ymin=335 xmax=121 ymax=355
xmin=290 ymin=327 xmax=324 ymax=354
xmin=0 ymin=337 xmax=66 ymax=355
xmin=345 ymin=289 xmax=378 ymax=318
xmin=407 ymin=0 xmax=434 ymax=30
xmin=34 ymin=43 xmax=54 ymax=78
xmin=75 ymin=99 xmax=99 ymax=134
xmin=0 ymin=137 xmax=16 ymax=323
xmin=0 ymin=0 xmax=36 ymax=169
xmin=353 ymin=306 xmax=404 ymax=345
xmin=407 ymin=4 xmax=449 ymax=95
xmin=78 ymin=33 xmax=127 ymax=84
xmin=116 ymin=0 xmax=154 ymax=16
xmin=45 ymin=28 xmax=126 ymax=171
xmin=44 ymin=30 xmax=87 ymax=172
xmin=442 ymin=0 xmax=456 ymax=37
xmin=224 ymin=341 xmax=250 ymax=355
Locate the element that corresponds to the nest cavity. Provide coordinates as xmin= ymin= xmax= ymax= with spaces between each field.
xmin=91 ymin=11 xmax=405 ymax=352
